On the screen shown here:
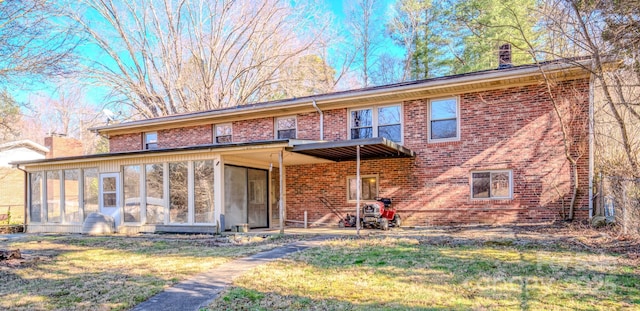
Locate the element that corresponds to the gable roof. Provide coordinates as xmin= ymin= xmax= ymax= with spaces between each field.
xmin=0 ymin=140 xmax=49 ymax=154
xmin=91 ymin=57 xmax=596 ymax=136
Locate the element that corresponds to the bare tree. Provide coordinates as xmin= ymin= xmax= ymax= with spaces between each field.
xmin=0 ymin=0 xmax=79 ymax=84
xmin=266 ymin=54 xmax=336 ymax=99
xmin=387 ymin=0 xmax=444 ymax=80
xmin=0 ymin=0 xmax=80 ymax=140
xmin=455 ymin=1 xmax=589 ymax=220
xmin=518 ymin=0 xmax=640 ymax=229
xmin=371 ymin=53 xmax=404 ymax=85
xmin=345 ymin=0 xmax=385 ymax=87
xmin=0 ymin=91 xmax=20 ymax=143
xmin=73 ymin=0 xmax=333 ymax=118
xmin=21 ymin=82 xmax=104 ymax=154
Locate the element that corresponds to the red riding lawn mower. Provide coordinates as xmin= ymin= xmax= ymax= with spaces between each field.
xmin=336 ymin=197 xmax=402 ymax=230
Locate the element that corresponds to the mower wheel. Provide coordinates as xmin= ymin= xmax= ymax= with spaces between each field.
xmin=393 ymin=214 xmax=402 ymax=227
xmin=380 ymin=218 xmax=389 ymax=231
xmin=338 ymin=220 xmax=345 ymax=228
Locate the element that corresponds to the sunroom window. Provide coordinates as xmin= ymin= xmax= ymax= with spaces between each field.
xmin=29 ymin=172 xmax=43 ymax=223
xmin=123 ymin=165 xmax=141 ymax=223
xmin=145 ymin=163 xmax=165 ymax=224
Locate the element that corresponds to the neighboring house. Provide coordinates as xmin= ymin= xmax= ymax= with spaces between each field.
xmin=13 ymin=55 xmax=597 ymax=234
xmin=0 ymin=140 xmax=49 ymax=222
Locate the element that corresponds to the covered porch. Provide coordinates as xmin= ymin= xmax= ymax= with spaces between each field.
xmin=14 ymin=138 xmax=414 ymax=234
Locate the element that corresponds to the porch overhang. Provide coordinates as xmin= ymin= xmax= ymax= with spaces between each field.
xmin=289 ymin=137 xmax=415 ymax=162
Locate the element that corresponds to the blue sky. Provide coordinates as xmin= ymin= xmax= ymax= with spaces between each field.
xmin=13 ymin=0 xmax=401 ymax=110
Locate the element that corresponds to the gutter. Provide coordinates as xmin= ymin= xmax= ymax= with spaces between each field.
xmin=588 ymin=71 xmax=595 ymax=219
xmin=90 ymin=60 xmax=593 ymax=134
xmin=312 ymin=100 xmax=324 ymax=140
xmin=14 ymin=164 xmax=28 ymax=230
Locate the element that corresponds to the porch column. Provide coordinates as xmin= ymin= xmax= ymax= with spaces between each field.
xmin=213 ymin=155 xmax=224 ymax=233
xmin=356 ymin=144 xmax=361 ymax=235
xmin=279 ymin=148 xmax=284 ymax=234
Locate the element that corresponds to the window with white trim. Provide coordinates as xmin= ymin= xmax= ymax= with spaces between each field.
xmin=144 ymin=132 xmax=158 ymax=150
xmin=471 ymin=170 xmax=512 ymax=199
xmin=347 ymin=175 xmax=378 ymax=201
xmin=215 ymin=123 xmax=232 ymax=143
xmin=429 ymin=97 xmax=459 ymax=141
xmin=276 ymin=116 xmax=296 ymax=139
xmin=349 ymin=104 xmax=402 ymax=143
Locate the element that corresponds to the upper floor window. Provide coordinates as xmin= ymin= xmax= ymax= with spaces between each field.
xmin=350 ymin=104 xmax=402 ymax=143
xmin=276 ymin=116 xmax=296 ymax=139
xmin=215 ymin=123 xmax=232 ymax=143
xmin=429 ymin=97 xmax=459 ymax=142
xmin=144 ymin=132 xmax=158 ymax=150
xmin=471 ymin=170 xmax=512 ymax=199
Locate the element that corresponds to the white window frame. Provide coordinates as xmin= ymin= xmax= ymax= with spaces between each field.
xmin=214 ymin=123 xmax=233 ymax=144
xmin=428 ymin=96 xmax=460 ymax=143
xmin=346 ymin=174 xmax=379 ymax=203
xmin=470 ymin=170 xmax=513 ymax=200
xmin=275 ymin=116 xmax=297 ymax=139
xmin=144 ymin=132 xmax=158 ymax=150
xmin=122 ymin=165 xmax=143 ymax=224
xmin=63 ymin=169 xmax=82 ymax=224
xmin=348 ymin=104 xmax=403 ymax=143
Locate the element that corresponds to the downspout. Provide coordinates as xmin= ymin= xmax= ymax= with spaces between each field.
xmin=15 ymin=164 xmax=28 ymax=229
xmin=312 ymin=100 xmax=324 ymax=140
xmin=588 ymin=71 xmax=595 ymax=219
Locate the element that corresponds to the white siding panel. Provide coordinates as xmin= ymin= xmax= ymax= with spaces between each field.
xmin=24 ymin=152 xmax=219 ymax=173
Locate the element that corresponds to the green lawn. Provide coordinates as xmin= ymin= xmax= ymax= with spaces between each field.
xmin=208 ymin=236 xmax=640 ymax=310
xmin=0 ymin=234 xmax=298 ymax=311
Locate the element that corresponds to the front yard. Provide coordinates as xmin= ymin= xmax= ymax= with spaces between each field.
xmin=0 ymin=234 xmax=298 ymax=310
xmin=0 ymin=225 xmax=638 ymax=311
xmin=208 ymin=226 xmax=640 ymax=310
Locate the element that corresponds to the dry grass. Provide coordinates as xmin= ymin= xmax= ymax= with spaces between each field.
xmin=0 ymin=233 xmax=300 ymax=311
xmin=208 ymin=233 xmax=640 ymax=310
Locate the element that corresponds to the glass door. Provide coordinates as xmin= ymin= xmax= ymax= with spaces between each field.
xmin=99 ymin=173 xmax=121 ymax=226
xmin=224 ymin=165 xmax=269 ymax=230
xmin=247 ymin=168 xmax=268 ymax=228
xmin=224 ymin=165 xmax=247 ymax=231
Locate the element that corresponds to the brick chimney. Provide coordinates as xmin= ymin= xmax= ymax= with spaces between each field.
xmin=44 ymin=134 xmax=83 ymax=159
xmin=498 ymin=43 xmax=512 ymax=69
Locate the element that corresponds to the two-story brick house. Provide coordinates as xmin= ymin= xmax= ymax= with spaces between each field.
xmin=13 ymin=57 xmax=595 ymax=233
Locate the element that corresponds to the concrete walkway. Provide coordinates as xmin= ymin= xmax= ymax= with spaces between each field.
xmin=131 ymin=236 xmax=331 ymax=311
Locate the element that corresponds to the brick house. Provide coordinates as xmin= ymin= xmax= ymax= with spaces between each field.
xmin=13 ymin=57 xmax=595 ymax=233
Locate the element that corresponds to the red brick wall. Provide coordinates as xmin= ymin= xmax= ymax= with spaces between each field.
xmin=108 ymin=112 xmax=322 ymax=150
xmin=324 ymin=108 xmax=348 ymax=141
xmin=104 ymin=78 xmax=591 ymax=226
xmin=285 ymin=79 xmax=591 ymax=226
xmin=109 ymin=133 xmax=141 ymax=152
xmin=45 ymin=136 xmax=83 ymax=158
xmin=109 ymin=125 xmax=213 ymax=152
xmin=296 ymin=112 xmax=321 ymax=140
xmin=233 ymin=117 xmax=274 ymax=142
xmin=158 ymin=125 xmax=212 ymax=149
